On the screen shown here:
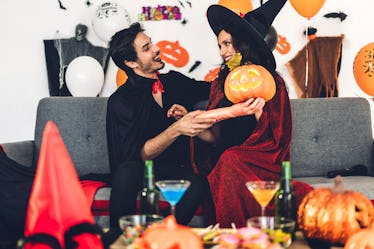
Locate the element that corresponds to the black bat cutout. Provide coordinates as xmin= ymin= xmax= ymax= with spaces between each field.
xmin=57 ymin=0 xmax=66 ymax=10
xmin=324 ymin=12 xmax=347 ymax=22
xmin=188 ymin=61 xmax=201 ymax=73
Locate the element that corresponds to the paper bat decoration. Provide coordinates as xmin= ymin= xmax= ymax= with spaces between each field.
xmin=324 ymin=12 xmax=347 ymax=22
xmin=188 ymin=61 xmax=201 ymax=73
xmin=57 ymin=0 xmax=66 ymax=10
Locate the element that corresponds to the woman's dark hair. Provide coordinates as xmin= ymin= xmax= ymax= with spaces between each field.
xmin=109 ymin=22 xmax=144 ymax=74
xmin=216 ymin=23 xmax=267 ymax=88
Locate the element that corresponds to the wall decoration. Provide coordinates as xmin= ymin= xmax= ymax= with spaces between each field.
xmin=289 ymin=0 xmax=326 ymax=19
xmin=188 ymin=61 xmax=201 ymax=73
xmin=85 ymin=0 xmax=92 ymax=7
xmin=65 ymin=56 xmax=104 ymax=97
xmin=324 ymin=12 xmax=347 ymax=22
xmin=353 ymin=43 xmax=374 ymax=96
xmin=57 ymin=0 xmax=67 ymax=10
xmin=303 ymin=27 xmax=318 ymax=40
xmin=286 ymin=35 xmax=344 ymax=98
xmin=204 ymin=67 xmax=220 ymax=82
xmin=44 ymin=24 xmax=109 ymax=96
xmin=177 ymin=0 xmax=192 ymax=8
xmin=116 ymin=69 xmax=128 ymax=88
xmin=138 ymin=5 xmax=182 ymax=21
xmin=275 ymin=34 xmax=291 ymax=55
xmin=156 ymin=40 xmax=189 ymax=68
xmin=92 ymin=2 xmax=131 ymax=42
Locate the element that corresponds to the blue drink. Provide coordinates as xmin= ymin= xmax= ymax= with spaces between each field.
xmin=155 ymin=179 xmax=191 ymax=217
xmin=160 ymin=187 xmax=188 ymax=206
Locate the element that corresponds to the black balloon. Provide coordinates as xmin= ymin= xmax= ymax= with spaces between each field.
xmin=264 ymin=26 xmax=278 ymax=51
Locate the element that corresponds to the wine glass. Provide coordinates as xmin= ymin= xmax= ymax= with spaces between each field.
xmin=246 ymin=180 xmax=279 ymax=216
xmin=155 ymin=179 xmax=191 ymax=216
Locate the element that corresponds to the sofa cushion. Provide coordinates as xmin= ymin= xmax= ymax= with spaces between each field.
xmin=34 ymin=97 xmax=110 ymax=176
xmin=290 ymin=97 xmax=374 ymax=178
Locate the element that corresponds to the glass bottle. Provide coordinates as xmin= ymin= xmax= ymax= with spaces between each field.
xmin=275 ymin=161 xmax=296 ymax=222
xmin=139 ymin=160 xmax=160 ymax=214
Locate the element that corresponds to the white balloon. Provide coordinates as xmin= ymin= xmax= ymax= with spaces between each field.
xmin=92 ymin=2 xmax=131 ymax=42
xmin=65 ymin=56 xmax=104 ymax=97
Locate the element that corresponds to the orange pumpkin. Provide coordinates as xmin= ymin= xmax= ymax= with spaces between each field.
xmin=298 ymin=176 xmax=374 ymax=246
xmin=224 ymin=64 xmax=276 ymax=103
xmin=116 ymin=68 xmax=128 ymax=88
xmin=344 ymin=222 xmax=374 ymax=249
xmin=156 ymin=40 xmax=189 ymax=68
xmin=134 ymin=215 xmax=203 ymax=249
xmin=204 ymin=67 xmax=220 ymax=82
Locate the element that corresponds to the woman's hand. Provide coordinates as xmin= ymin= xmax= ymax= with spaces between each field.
xmin=231 ymin=97 xmax=265 ymax=119
xmin=167 ymin=104 xmax=188 ymax=120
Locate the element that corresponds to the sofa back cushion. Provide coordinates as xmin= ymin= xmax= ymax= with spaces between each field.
xmin=34 ymin=97 xmax=110 ymax=176
xmin=290 ymin=97 xmax=374 ymax=178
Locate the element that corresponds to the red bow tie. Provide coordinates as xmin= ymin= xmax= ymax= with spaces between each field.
xmin=152 ymin=74 xmax=164 ymax=94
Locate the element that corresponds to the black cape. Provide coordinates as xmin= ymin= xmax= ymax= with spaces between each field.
xmin=106 ymin=70 xmax=210 ymax=173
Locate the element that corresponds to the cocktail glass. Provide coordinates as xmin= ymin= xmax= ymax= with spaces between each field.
xmin=246 ymin=180 xmax=279 ymax=216
xmin=155 ymin=179 xmax=191 ymax=216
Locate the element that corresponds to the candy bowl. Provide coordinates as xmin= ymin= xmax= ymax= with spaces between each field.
xmin=118 ymin=214 xmax=163 ymax=245
xmin=247 ymin=216 xmax=295 ymax=248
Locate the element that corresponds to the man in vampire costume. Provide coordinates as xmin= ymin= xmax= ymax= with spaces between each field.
xmin=104 ymin=22 xmax=215 ymax=240
xmin=191 ymin=0 xmax=314 ymax=228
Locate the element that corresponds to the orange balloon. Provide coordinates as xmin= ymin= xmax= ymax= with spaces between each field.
xmin=353 ymin=43 xmax=374 ymax=96
xmin=116 ymin=69 xmax=128 ymax=88
xmin=218 ymin=0 xmax=252 ymax=16
xmin=289 ymin=0 xmax=326 ymax=18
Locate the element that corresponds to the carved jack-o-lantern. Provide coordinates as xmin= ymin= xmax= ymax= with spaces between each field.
xmin=298 ymin=176 xmax=374 ymax=246
xmin=157 ymin=40 xmax=189 ymax=68
xmin=224 ymin=64 xmax=276 ymax=103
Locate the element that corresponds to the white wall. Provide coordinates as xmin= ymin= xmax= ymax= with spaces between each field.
xmin=0 ymin=0 xmax=373 ymax=143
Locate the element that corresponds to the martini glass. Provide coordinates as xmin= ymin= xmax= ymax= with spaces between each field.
xmin=155 ymin=179 xmax=191 ymax=216
xmin=246 ymin=180 xmax=279 ymax=217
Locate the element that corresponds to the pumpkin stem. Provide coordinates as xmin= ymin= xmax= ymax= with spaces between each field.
xmin=332 ymin=175 xmax=344 ymax=193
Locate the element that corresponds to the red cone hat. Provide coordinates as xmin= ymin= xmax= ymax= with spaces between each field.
xmin=24 ymin=121 xmax=103 ymax=249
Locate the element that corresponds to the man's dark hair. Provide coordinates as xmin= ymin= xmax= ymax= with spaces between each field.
xmin=109 ymin=22 xmax=144 ymax=74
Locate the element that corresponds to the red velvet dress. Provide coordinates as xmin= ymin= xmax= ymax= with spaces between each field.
xmin=191 ymin=73 xmax=313 ymax=228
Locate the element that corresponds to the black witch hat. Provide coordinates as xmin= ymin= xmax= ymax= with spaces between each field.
xmin=207 ymin=0 xmax=287 ymax=70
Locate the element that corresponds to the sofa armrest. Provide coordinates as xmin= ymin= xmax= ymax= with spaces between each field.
xmin=2 ymin=140 xmax=35 ymax=167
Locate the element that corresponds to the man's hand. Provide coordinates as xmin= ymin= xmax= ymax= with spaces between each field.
xmin=173 ymin=110 xmax=216 ymax=137
xmin=167 ymin=104 xmax=188 ymax=120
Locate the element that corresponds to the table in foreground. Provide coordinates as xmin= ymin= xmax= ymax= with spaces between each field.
xmin=110 ymin=231 xmax=344 ymax=249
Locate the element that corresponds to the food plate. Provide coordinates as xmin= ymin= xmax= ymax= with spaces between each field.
xmin=192 ymin=228 xmax=236 ymax=248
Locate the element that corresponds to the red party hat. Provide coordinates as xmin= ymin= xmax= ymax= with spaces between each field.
xmin=23 ymin=121 xmax=103 ymax=249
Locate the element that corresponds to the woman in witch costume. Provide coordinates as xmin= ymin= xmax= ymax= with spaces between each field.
xmin=190 ymin=0 xmax=314 ymax=227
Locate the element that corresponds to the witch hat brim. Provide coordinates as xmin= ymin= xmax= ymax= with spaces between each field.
xmin=24 ymin=121 xmax=103 ymax=249
xmin=207 ymin=0 xmax=287 ymax=71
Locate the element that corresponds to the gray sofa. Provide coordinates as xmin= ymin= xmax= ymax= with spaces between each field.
xmin=3 ymin=97 xmax=374 ymax=229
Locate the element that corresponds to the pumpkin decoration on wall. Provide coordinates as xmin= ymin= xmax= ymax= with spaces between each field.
xmin=204 ymin=67 xmax=220 ymax=82
xmin=298 ymin=176 xmax=374 ymax=246
xmin=156 ymin=40 xmax=189 ymax=68
xmin=116 ymin=68 xmax=128 ymax=88
xmin=224 ymin=64 xmax=276 ymax=103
